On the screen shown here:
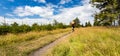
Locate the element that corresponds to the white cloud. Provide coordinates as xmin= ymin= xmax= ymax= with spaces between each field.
xmin=33 ymin=0 xmax=46 ymax=3
xmin=46 ymin=3 xmax=58 ymax=8
xmin=50 ymin=0 xmax=99 ymax=25
xmin=60 ymin=0 xmax=72 ymax=4
xmin=81 ymin=0 xmax=90 ymax=4
xmin=14 ymin=6 xmax=54 ymax=17
xmin=3 ymin=0 xmax=99 ymax=25
xmin=0 ymin=16 xmax=50 ymax=25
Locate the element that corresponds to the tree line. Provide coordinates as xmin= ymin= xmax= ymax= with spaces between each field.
xmin=0 ymin=20 xmax=68 ymax=35
xmin=0 ymin=18 xmax=92 ymax=35
xmin=71 ymin=17 xmax=92 ymax=27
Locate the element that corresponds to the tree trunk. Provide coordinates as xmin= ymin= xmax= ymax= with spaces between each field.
xmin=114 ymin=21 xmax=115 ymax=26
xmin=118 ymin=14 xmax=120 ymax=26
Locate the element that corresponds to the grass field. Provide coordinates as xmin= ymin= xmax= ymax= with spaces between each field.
xmin=0 ymin=28 xmax=70 ymax=56
xmin=46 ymin=27 xmax=120 ymax=56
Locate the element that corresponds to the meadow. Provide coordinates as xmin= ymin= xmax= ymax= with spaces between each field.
xmin=0 ymin=28 xmax=70 ymax=56
xmin=46 ymin=27 xmax=120 ymax=56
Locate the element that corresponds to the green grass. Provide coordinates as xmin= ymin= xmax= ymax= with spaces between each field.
xmin=0 ymin=28 xmax=70 ymax=56
xmin=46 ymin=27 xmax=120 ymax=56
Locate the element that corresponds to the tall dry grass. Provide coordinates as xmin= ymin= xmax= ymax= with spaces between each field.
xmin=0 ymin=28 xmax=70 ymax=56
xmin=46 ymin=27 xmax=120 ymax=56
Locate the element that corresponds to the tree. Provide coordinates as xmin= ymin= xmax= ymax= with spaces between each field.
xmin=53 ymin=19 xmax=67 ymax=29
xmin=53 ymin=20 xmax=59 ymax=26
xmin=32 ymin=23 xmax=40 ymax=31
xmin=0 ymin=26 xmax=10 ymax=35
xmin=87 ymin=21 xmax=92 ymax=27
xmin=46 ymin=24 xmax=53 ymax=31
xmin=55 ymin=23 xmax=66 ymax=29
xmin=85 ymin=22 xmax=88 ymax=27
xmin=118 ymin=14 xmax=120 ymax=26
xmin=73 ymin=17 xmax=80 ymax=27
xmin=10 ymin=22 xmax=20 ymax=33
xmin=81 ymin=24 xmax=84 ymax=27
xmin=0 ymin=20 xmax=69 ymax=35
xmin=11 ymin=22 xmax=19 ymax=27
xmin=20 ymin=24 xmax=31 ymax=33
xmin=94 ymin=16 xmax=101 ymax=26
xmin=91 ymin=0 xmax=120 ymax=26
xmin=85 ymin=21 xmax=92 ymax=27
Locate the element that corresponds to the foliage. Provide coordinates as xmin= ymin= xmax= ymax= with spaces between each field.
xmin=0 ymin=26 xmax=10 ymax=35
xmin=10 ymin=22 xmax=21 ymax=33
xmin=0 ymin=21 xmax=68 ymax=35
xmin=53 ymin=20 xmax=67 ymax=29
xmin=53 ymin=20 xmax=59 ymax=25
xmin=91 ymin=0 xmax=120 ymax=26
xmin=73 ymin=17 xmax=81 ymax=27
xmin=20 ymin=24 xmax=31 ymax=33
xmin=85 ymin=21 xmax=92 ymax=27
xmin=31 ymin=23 xmax=41 ymax=31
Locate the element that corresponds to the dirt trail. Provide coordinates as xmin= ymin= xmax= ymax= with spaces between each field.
xmin=29 ymin=32 xmax=71 ymax=56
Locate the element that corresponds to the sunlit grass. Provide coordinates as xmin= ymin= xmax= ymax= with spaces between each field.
xmin=46 ymin=27 xmax=120 ymax=56
xmin=0 ymin=28 xmax=71 ymax=56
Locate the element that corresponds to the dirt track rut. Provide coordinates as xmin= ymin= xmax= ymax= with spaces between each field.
xmin=29 ymin=32 xmax=71 ymax=56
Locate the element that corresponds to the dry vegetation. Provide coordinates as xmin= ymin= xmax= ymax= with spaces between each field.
xmin=0 ymin=28 xmax=70 ymax=56
xmin=46 ymin=27 xmax=120 ymax=56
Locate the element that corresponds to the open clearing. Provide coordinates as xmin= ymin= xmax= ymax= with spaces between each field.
xmin=1 ymin=27 xmax=120 ymax=56
xmin=0 ymin=28 xmax=70 ymax=56
xmin=45 ymin=27 xmax=120 ymax=56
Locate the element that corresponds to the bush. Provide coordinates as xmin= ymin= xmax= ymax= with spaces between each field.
xmin=0 ymin=26 xmax=10 ymax=35
xmin=20 ymin=24 xmax=31 ymax=33
xmin=31 ymin=23 xmax=41 ymax=31
xmin=0 ymin=22 xmax=69 ymax=35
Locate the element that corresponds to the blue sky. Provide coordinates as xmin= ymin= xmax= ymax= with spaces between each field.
xmin=0 ymin=0 xmax=99 ymax=25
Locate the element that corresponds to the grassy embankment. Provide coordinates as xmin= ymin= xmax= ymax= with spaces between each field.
xmin=46 ymin=27 xmax=120 ymax=56
xmin=0 ymin=28 xmax=71 ymax=56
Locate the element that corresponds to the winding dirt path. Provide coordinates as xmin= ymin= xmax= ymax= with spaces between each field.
xmin=29 ymin=32 xmax=71 ymax=56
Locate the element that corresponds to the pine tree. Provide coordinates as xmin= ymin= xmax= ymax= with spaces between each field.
xmin=73 ymin=17 xmax=80 ymax=27
xmin=87 ymin=21 xmax=92 ymax=27
xmin=91 ymin=0 xmax=120 ymax=26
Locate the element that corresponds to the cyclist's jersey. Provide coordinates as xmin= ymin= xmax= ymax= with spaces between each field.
xmin=71 ymin=21 xmax=75 ymax=25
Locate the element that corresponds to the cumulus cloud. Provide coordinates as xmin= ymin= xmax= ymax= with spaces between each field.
xmin=81 ymin=0 xmax=90 ymax=4
xmin=0 ymin=16 xmax=50 ymax=25
xmin=2 ymin=0 xmax=99 ymax=25
xmin=49 ymin=0 xmax=99 ymax=25
xmin=33 ymin=0 xmax=46 ymax=3
xmin=59 ymin=0 xmax=72 ymax=4
xmin=51 ymin=4 xmax=99 ymax=25
xmin=14 ymin=6 xmax=54 ymax=17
